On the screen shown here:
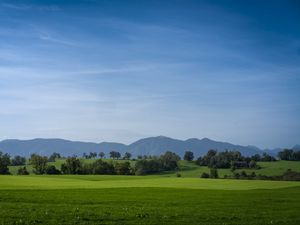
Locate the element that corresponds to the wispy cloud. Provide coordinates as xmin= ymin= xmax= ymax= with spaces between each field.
xmin=1 ymin=2 xmax=61 ymax=11
xmin=38 ymin=33 xmax=77 ymax=46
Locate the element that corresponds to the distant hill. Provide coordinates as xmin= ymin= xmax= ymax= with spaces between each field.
xmin=0 ymin=138 xmax=126 ymax=157
xmin=128 ymin=136 xmax=262 ymax=157
xmin=0 ymin=136 xmax=296 ymax=157
xmin=293 ymin=145 xmax=300 ymax=151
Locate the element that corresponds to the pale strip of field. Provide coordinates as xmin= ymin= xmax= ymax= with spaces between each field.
xmin=0 ymin=175 xmax=300 ymax=190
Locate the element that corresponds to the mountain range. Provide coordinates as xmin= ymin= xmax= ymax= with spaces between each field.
xmin=0 ymin=136 xmax=297 ymax=157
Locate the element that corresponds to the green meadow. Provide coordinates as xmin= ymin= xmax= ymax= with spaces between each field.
xmin=0 ymin=176 xmax=300 ymax=224
xmin=1 ymin=175 xmax=300 ymax=190
xmin=1 ymin=160 xmax=300 ymax=224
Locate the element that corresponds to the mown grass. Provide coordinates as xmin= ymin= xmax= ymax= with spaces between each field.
xmin=1 ymin=175 xmax=300 ymax=190
xmin=0 ymin=187 xmax=299 ymax=225
xmin=0 ymin=175 xmax=300 ymax=224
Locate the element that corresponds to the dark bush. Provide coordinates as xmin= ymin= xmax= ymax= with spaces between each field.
xmin=45 ymin=165 xmax=61 ymax=175
xmin=210 ymin=168 xmax=219 ymax=179
xmin=201 ymin=172 xmax=210 ymax=178
xmin=11 ymin=155 xmax=26 ymax=166
xmin=17 ymin=166 xmax=29 ymax=175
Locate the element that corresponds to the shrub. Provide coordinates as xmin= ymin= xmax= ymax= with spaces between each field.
xmin=233 ymin=172 xmax=240 ymax=179
xmin=210 ymin=168 xmax=219 ymax=179
xmin=45 ymin=165 xmax=61 ymax=175
xmin=17 ymin=166 xmax=29 ymax=175
xmin=282 ymin=170 xmax=300 ymax=181
xmin=240 ymin=171 xmax=247 ymax=178
xmin=248 ymin=160 xmax=257 ymax=169
xmin=201 ymin=172 xmax=210 ymax=178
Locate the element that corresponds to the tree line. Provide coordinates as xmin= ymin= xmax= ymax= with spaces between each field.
xmin=0 ymin=151 xmax=180 ymax=175
xmin=1 ymin=148 xmax=300 ymax=176
xmin=277 ymin=149 xmax=300 ymax=161
xmin=194 ymin=150 xmax=276 ymax=170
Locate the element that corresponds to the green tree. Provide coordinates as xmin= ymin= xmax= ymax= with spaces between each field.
xmin=99 ymin=152 xmax=105 ymax=159
xmin=115 ymin=161 xmax=132 ymax=175
xmin=278 ymin=149 xmax=300 ymax=161
xmin=48 ymin=152 xmax=61 ymax=162
xmin=46 ymin=165 xmax=61 ymax=174
xmin=89 ymin=152 xmax=97 ymax=158
xmin=0 ymin=152 xmax=10 ymax=174
xmin=261 ymin=152 xmax=276 ymax=161
xmin=30 ymin=154 xmax=48 ymax=174
xmin=160 ymin=151 xmax=180 ymax=171
xmin=110 ymin=151 xmax=121 ymax=159
xmin=210 ymin=168 xmax=219 ymax=179
xmin=123 ymin=152 xmax=132 ymax=160
xmin=17 ymin=166 xmax=29 ymax=175
xmin=92 ymin=159 xmax=115 ymax=175
xmin=184 ymin=151 xmax=194 ymax=161
xmin=11 ymin=155 xmax=26 ymax=166
xmin=201 ymin=172 xmax=210 ymax=178
xmin=61 ymin=157 xmax=82 ymax=174
xmin=249 ymin=160 xmax=257 ymax=169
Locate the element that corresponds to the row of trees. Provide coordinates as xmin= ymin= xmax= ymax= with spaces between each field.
xmin=82 ymin=151 xmax=132 ymax=160
xmin=4 ymin=151 xmax=180 ymax=175
xmin=135 ymin=151 xmax=180 ymax=175
xmin=278 ymin=149 xmax=300 ymax=161
xmin=250 ymin=153 xmax=276 ymax=162
xmin=224 ymin=169 xmax=300 ymax=181
xmin=1 ymin=148 xmax=298 ymax=176
xmin=199 ymin=168 xmax=300 ymax=181
xmin=61 ymin=151 xmax=180 ymax=175
xmin=0 ymin=153 xmax=59 ymax=175
xmin=60 ymin=157 xmax=131 ymax=175
xmin=195 ymin=150 xmax=260 ymax=169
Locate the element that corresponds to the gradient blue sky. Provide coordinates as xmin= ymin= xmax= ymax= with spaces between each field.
xmin=0 ymin=0 xmax=299 ymax=148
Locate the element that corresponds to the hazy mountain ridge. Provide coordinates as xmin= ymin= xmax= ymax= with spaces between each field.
xmin=0 ymin=136 xmax=295 ymax=157
xmin=293 ymin=145 xmax=300 ymax=151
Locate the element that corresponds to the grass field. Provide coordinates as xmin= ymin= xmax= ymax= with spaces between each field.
xmin=3 ymin=160 xmax=300 ymax=224
xmin=1 ymin=175 xmax=300 ymax=190
xmin=0 ymin=175 xmax=300 ymax=224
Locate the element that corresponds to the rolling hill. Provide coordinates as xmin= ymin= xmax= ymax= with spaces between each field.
xmin=0 ymin=136 xmax=294 ymax=157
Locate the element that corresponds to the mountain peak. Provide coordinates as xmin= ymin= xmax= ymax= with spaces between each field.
xmin=201 ymin=137 xmax=213 ymax=142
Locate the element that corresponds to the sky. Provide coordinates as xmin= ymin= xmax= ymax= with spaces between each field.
xmin=0 ymin=0 xmax=299 ymax=148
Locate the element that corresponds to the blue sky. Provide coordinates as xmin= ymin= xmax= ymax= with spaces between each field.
xmin=0 ymin=0 xmax=299 ymax=148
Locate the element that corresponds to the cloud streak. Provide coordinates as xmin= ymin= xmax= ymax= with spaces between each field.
xmin=1 ymin=2 xmax=61 ymax=11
